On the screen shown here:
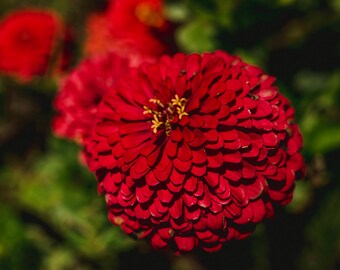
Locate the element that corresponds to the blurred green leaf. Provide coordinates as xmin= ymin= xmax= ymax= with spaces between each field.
xmin=177 ymin=20 xmax=217 ymax=52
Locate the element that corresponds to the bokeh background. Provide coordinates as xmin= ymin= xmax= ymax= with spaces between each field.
xmin=0 ymin=0 xmax=339 ymax=269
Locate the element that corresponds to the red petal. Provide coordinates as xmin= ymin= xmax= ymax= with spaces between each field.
xmin=224 ymin=203 xmax=241 ymax=218
xmin=165 ymin=139 xmax=178 ymax=158
xmin=170 ymin=168 xmax=185 ymax=185
xmin=189 ymin=129 xmax=206 ymax=148
xmin=242 ymin=161 xmax=256 ymax=179
xmin=184 ymin=206 xmax=201 ymax=221
xmin=178 ymin=142 xmax=193 ymax=162
xmin=238 ymin=131 xmax=251 ymax=148
xmin=184 ymin=177 xmax=198 ymax=192
xmin=182 ymin=127 xmax=195 ymax=143
xmin=196 ymin=230 xmax=213 ymax=240
xmin=262 ymin=132 xmax=278 ymax=147
xmin=151 ymin=233 xmax=167 ymax=248
xmin=204 ymin=129 xmax=219 ymax=142
xmin=231 ymin=185 xmax=247 ymax=205
xmin=207 ymin=152 xmax=223 ymax=168
xmin=205 ymin=171 xmax=219 ymax=187
xmin=226 ymin=79 xmax=242 ymax=91
xmin=225 ymin=169 xmax=242 ymax=182
xmin=130 ymin=157 xmax=149 ymax=179
xmin=254 ymin=100 xmax=272 ymax=118
xmin=201 ymin=97 xmax=221 ymax=114
xmin=219 ymin=114 xmax=237 ymax=127
xmin=98 ymin=153 xmax=117 ymax=169
xmin=139 ymin=139 xmax=158 ymax=156
xmin=170 ymin=128 xmax=183 ymax=142
xmin=167 ymin=181 xmax=183 ymax=193
xmin=150 ymin=203 xmax=163 ymax=218
xmin=134 ymin=204 xmax=151 ymax=219
xmin=157 ymin=189 xmax=173 ymax=204
xmin=211 ymin=200 xmax=223 ymax=213
xmin=186 ymin=53 xmax=202 ymax=77
xmin=169 ymin=198 xmax=183 ymax=219
xmin=192 ymin=148 xmax=207 ymax=164
xmin=183 ymin=193 xmax=197 ymax=207
xmin=198 ymin=187 xmax=212 ymax=208
xmin=234 ymin=204 xmax=253 ymax=224
xmin=154 ymin=197 xmax=168 ymax=213
xmin=215 ymin=105 xmax=231 ymax=119
xmin=119 ymin=122 xmax=149 ymax=136
xmin=145 ymin=171 xmax=160 ymax=186
xmin=224 ymin=151 xmax=242 ymax=163
xmin=224 ymin=139 xmax=241 ymax=150
xmin=154 ymin=154 xmax=172 ymax=181
xmin=193 ymin=180 xmax=204 ymax=197
xmin=235 ymin=108 xmax=251 ymax=119
xmin=147 ymin=147 xmax=161 ymax=167
xmin=174 ymin=236 xmax=196 ymax=252
xmin=206 ymin=213 xmax=223 ymax=230
xmin=222 ymin=129 xmax=238 ymax=141
xmin=173 ymin=158 xmax=192 ymax=172
xmin=252 ymin=119 xmax=273 ymax=130
xmin=136 ymin=186 xmax=153 ymax=204
xmin=251 ymin=200 xmax=266 ymax=223
xmin=192 ymin=165 xmax=206 ymax=177
xmin=121 ymin=131 xmax=151 ymax=150
xmin=190 ymin=114 xmax=205 ymax=128
xmin=237 ymin=119 xmax=252 ymax=129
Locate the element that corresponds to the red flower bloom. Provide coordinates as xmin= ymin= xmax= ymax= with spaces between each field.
xmin=84 ymin=0 xmax=170 ymax=59
xmin=53 ymin=52 xmax=131 ymax=147
xmin=88 ymin=51 xmax=305 ymax=253
xmin=0 ymin=9 xmax=64 ymax=81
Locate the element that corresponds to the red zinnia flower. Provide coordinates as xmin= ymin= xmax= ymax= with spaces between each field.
xmin=0 ymin=9 xmax=64 ymax=81
xmin=88 ymin=51 xmax=305 ymax=253
xmin=84 ymin=0 xmax=169 ymax=59
xmin=53 ymin=52 xmax=131 ymax=147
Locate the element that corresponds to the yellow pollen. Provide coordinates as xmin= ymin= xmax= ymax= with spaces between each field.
xmin=143 ymin=96 xmax=188 ymax=135
xmin=150 ymin=98 xmax=165 ymax=108
xmin=151 ymin=114 xmax=164 ymax=134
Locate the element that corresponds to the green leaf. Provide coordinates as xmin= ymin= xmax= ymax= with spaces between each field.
xmin=176 ymin=20 xmax=217 ymax=53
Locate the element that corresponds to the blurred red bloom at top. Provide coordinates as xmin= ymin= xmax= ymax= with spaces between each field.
xmin=0 ymin=9 xmax=64 ymax=81
xmin=107 ymin=0 xmax=166 ymax=33
xmin=84 ymin=0 xmax=171 ymax=60
xmin=88 ymin=51 xmax=305 ymax=253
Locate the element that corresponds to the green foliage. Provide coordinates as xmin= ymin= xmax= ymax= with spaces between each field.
xmin=0 ymin=138 xmax=135 ymax=269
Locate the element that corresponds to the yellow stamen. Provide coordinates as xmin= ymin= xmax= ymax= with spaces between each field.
xmin=143 ymin=95 xmax=188 ymax=135
xmin=151 ymin=114 xmax=164 ymax=134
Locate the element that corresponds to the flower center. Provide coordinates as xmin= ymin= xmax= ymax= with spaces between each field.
xmin=143 ymin=94 xmax=188 ymax=135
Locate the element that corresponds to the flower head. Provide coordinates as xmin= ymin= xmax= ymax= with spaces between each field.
xmin=84 ymin=0 xmax=170 ymax=60
xmin=88 ymin=51 xmax=305 ymax=253
xmin=0 ymin=9 xmax=64 ymax=81
xmin=53 ymin=52 xmax=130 ymax=146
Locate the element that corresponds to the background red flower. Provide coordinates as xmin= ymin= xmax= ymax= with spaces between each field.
xmin=0 ymin=9 xmax=64 ymax=81
xmin=84 ymin=0 xmax=171 ymax=59
xmin=88 ymin=51 xmax=305 ymax=253
xmin=53 ymin=52 xmax=131 ymax=147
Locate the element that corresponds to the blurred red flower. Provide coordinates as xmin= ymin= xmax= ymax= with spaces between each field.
xmin=84 ymin=0 xmax=170 ymax=60
xmin=88 ymin=51 xmax=305 ymax=253
xmin=0 ymin=9 xmax=64 ymax=81
xmin=53 ymin=52 xmax=131 ymax=148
